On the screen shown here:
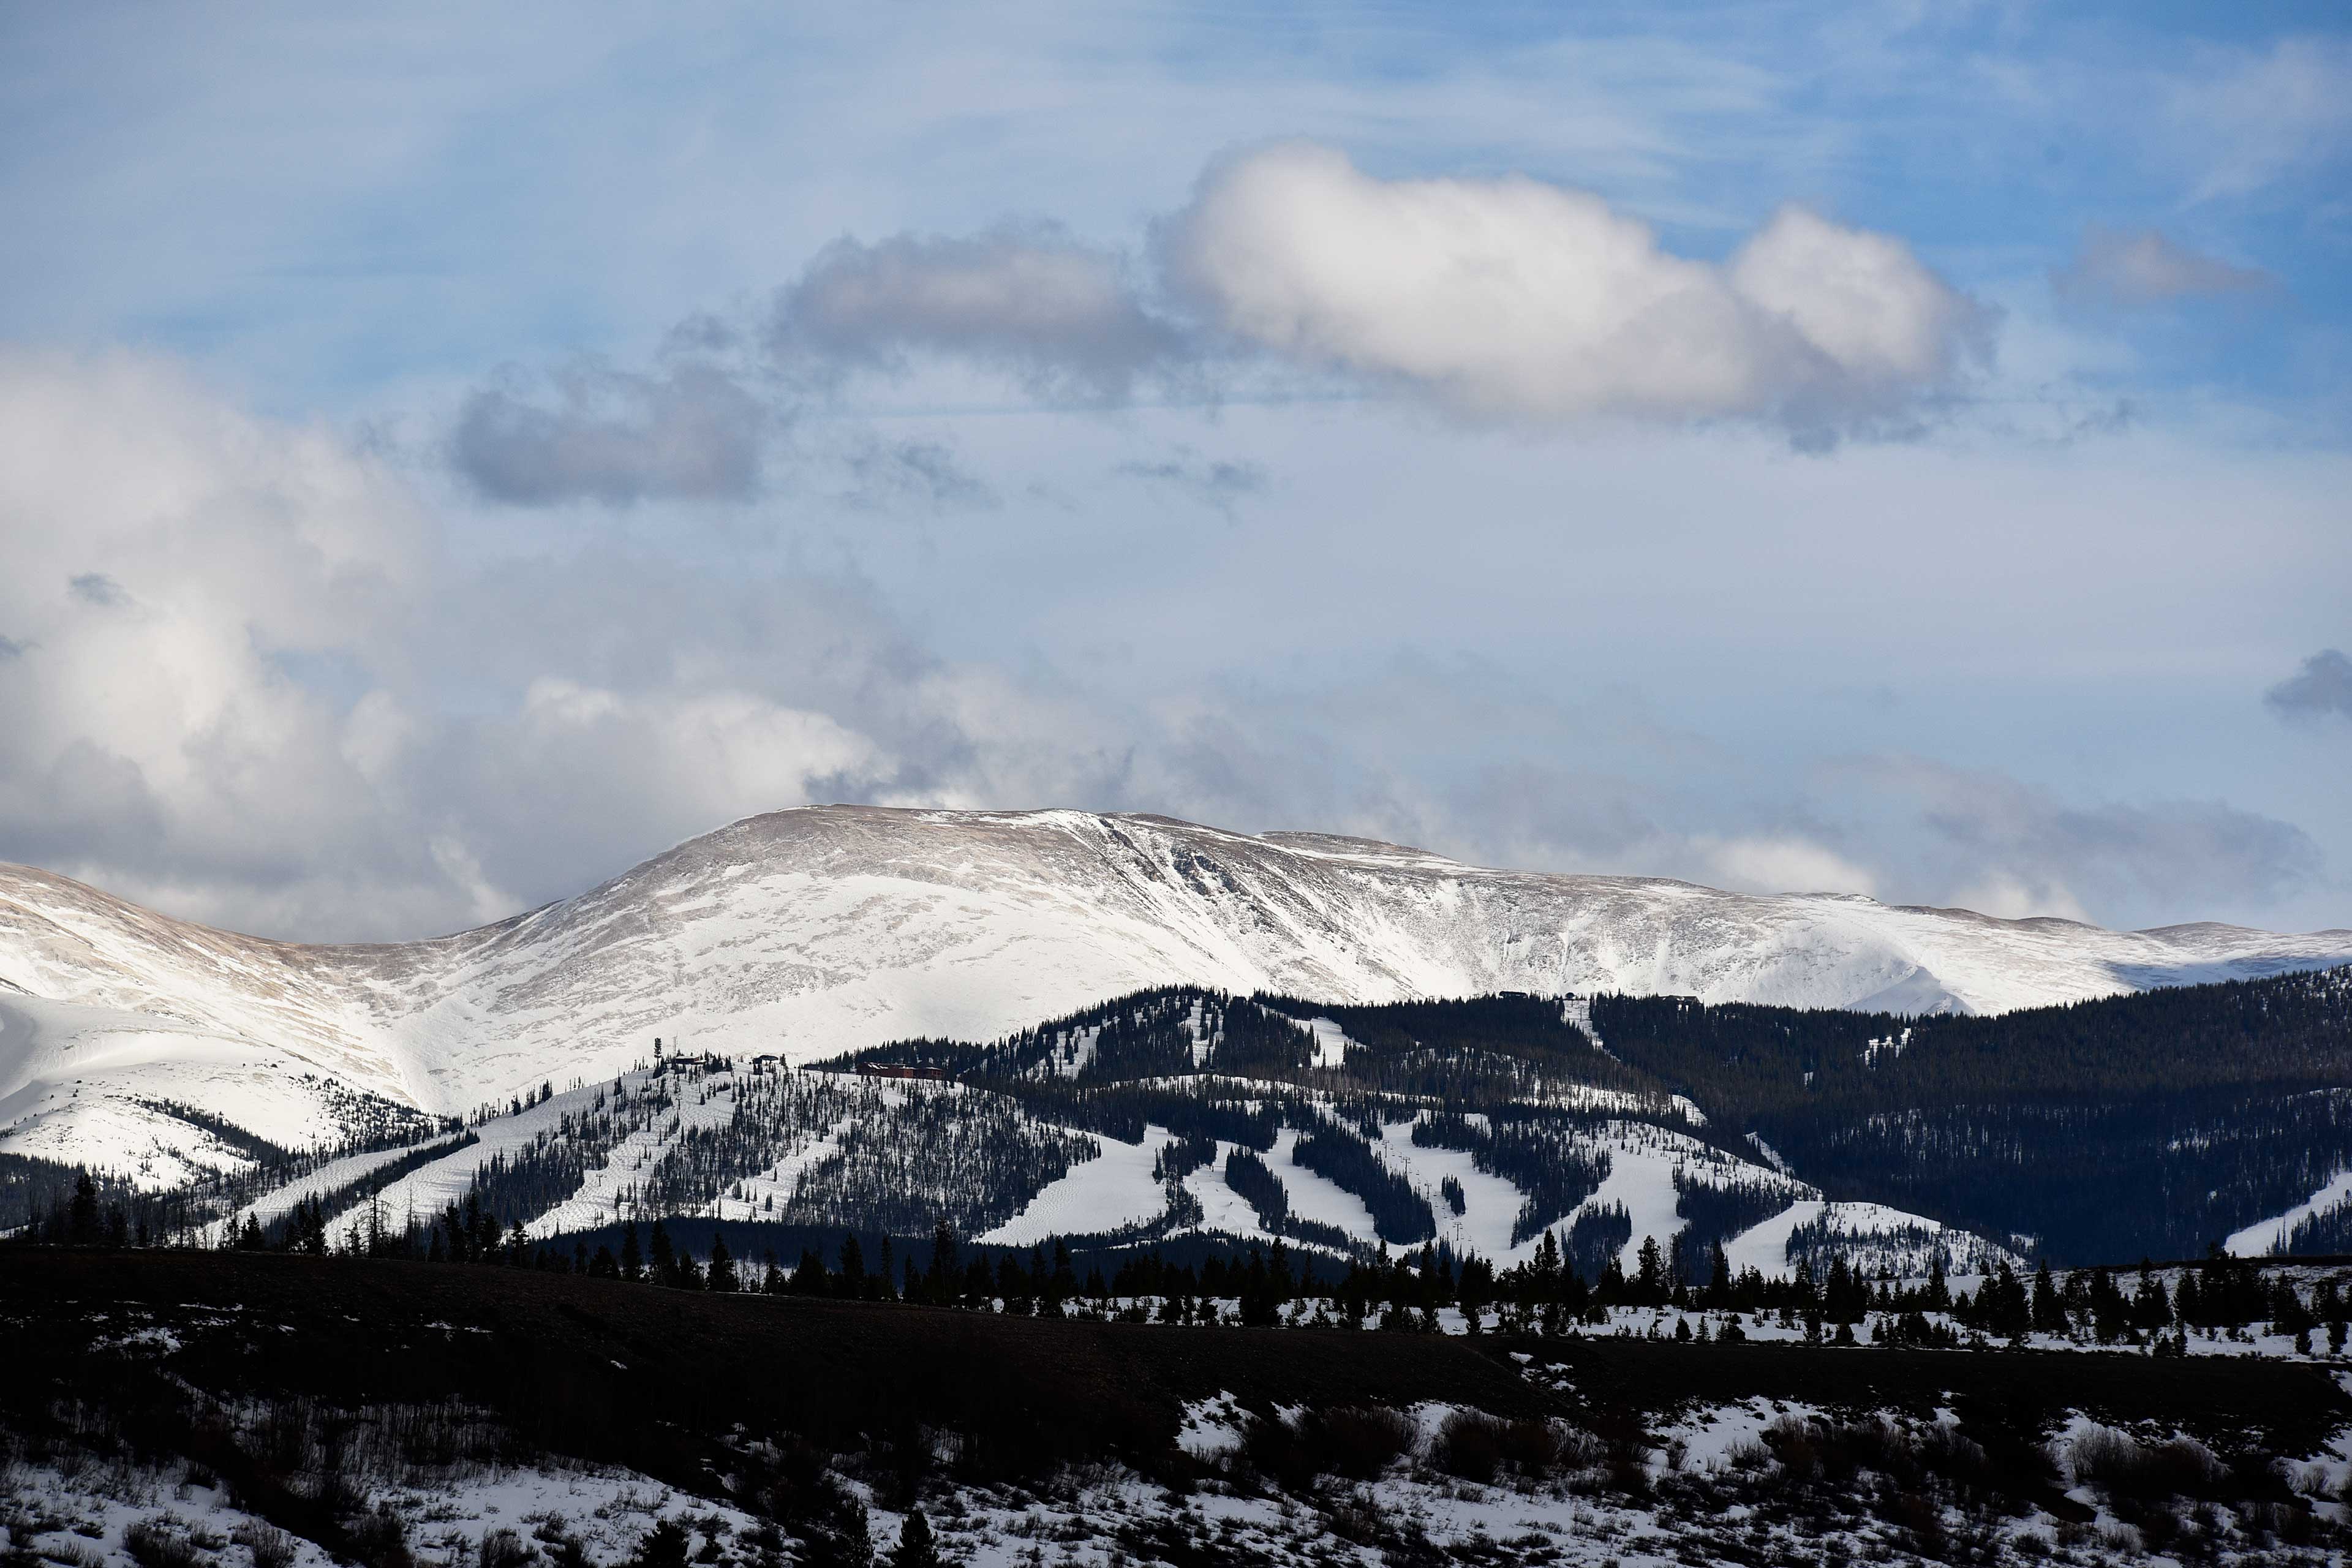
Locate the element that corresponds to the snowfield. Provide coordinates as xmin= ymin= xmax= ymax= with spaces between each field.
xmin=2227 ymin=1168 xmax=2352 ymax=1257
xmin=4 ymin=804 xmax=2348 ymax=1167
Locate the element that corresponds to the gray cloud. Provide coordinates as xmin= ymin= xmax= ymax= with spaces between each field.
xmin=1113 ymin=447 xmax=1267 ymax=516
xmin=1837 ymin=756 xmax=2320 ymax=921
xmin=0 ymin=636 xmax=27 ymax=659
xmin=453 ymin=362 xmax=769 ymax=507
xmin=69 ymin=573 xmax=127 ymax=606
xmin=837 ymin=436 xmax=998 ymax=512
xmin=2052 ymin=225 xmax=2274 ymax=309
xmin=773 ymin=225 xmax=1185 ymax=399
xmin=2267 ymin=649 xmax=2352 ymax=722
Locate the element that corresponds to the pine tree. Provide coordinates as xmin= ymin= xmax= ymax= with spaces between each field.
xmin=889 ymin=1510 xmax=941 ymax=1568
xmin=708 ymin=1233 xmax=740 ymax=1293
xmin=67 ymin=1173 xmax=100 ymax=1246
xmin=620 ymin=1221 xmax=644 ymax=1282
xmin=2030 ymin=1260 xmax=2064 ymax=1333
xmin=1634 ymin=1234 xmax=1665 ymax=1305
xmin=634 ymin=1520 xmax=688 ymax=1568
xmin=649 ymin=1221 xmax=676 ymax=1286
xmin=927 ymin=1223 xmax=958 ymax=1306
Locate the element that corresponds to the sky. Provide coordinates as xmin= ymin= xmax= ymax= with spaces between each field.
xmin=0 ymin=1 xmax=2348 ymax=943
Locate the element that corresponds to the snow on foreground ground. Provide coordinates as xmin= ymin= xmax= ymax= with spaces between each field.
xmin=7 ymin=1396 xmax=2345 ymax=1568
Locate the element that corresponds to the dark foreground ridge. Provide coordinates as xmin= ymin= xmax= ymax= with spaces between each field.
xmin=3 ymin=1251 xmax=2346 ymax=1564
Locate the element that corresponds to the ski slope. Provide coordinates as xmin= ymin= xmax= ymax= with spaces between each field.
xmin=5 ymin=803 xmax=2348 ymax=1164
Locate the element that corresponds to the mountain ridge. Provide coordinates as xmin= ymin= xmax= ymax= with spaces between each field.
xmin=2 ymin=804 xmax=2349 ymax=1174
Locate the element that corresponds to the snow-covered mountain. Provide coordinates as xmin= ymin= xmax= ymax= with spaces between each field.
xmin=4 ymin=804 xmax=2349 ymax=1171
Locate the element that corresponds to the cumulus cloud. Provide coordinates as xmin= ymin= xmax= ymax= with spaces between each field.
xmin=2052 ymin=225 xmax=2273 ymax=308
xmin=1113 ymin=446 xmax=1267 ymax=516
xmin=773 ymin=224 xmax=1183 ymax=398
xmin=0 ymin=348 xmax=436 ymax=932
xmin=2266 ymin=649 xmax=2352 ymax=722
xmin=1 ymin=349 xmax=2332 ymax=943
xmin=453 ymin=361 xmax=769 ymax=506
xmin=1159 ymin=142 xmax=1987 ymax=432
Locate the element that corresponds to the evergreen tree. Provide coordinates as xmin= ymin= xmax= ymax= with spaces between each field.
xmin=889 ymin=1510 xmax=941 ymax=1568
xmin=927 ymin=1223 xmax=957 ymax=1305
xmin=67 ymin=1172 xmax=100 ymax=1246
xmin=2030 ymin=1260 xmax=2064 ymax=1333
xmin=708 ymin=1233 xmax=740 ymax=1292
xmin=634 ymin=1520 xmax=689 ymax=1568
xmin=649 ymin=1220 xmax=676 ymax=1286
xmin=792 ymin=1247 xmax=827 ymax=1295
xmin=1634 ymin=1234 xmax=1666 ymax=1305
xmin=839 ymin=1233 xmax=867 ymax=1297
xmin=620 ymin=1221 xmax=644 ymax=1282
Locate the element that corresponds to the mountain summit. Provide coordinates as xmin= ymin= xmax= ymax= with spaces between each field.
xmin=3 ymin=805 xmax=2348 ymax=1169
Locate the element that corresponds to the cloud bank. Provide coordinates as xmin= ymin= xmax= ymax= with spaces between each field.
xmin=457 ymin=142 xmax=1998 ymax=509
xmin=4 ymin=348 xmax=2329 ymax=943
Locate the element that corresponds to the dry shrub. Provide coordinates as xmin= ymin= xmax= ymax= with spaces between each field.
xmin=1430 ymin=1411 xmax=1558 ymax=1485
xmin=229 ymin=1522 xmax=294 ymax=1568
xmin=1317 ymin=1406 xmax=1413 ymax=1481
xmin=2066 ymin=1426 xmax=2228 ymax=1502
xmin=478 ymin=1530 xmax=533 ymax=1568
xmin=122 ymin=1520 xmax=206 ymax=1568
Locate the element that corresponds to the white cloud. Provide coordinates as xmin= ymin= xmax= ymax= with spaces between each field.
xmin=0 ymin=349 xmax=431 ymax=930
xmin=1159 ymin=141 xmax=1986 ymax=431
xmin=1948 ymin=873 xmax=2092 ymax=925
xmin=1700 ymin=834 xmax=1880 ymax=898
xmin=2169 ymin=36 xmax=2352 ymax=202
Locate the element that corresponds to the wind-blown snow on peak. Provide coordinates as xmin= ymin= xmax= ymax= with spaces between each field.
xmin=3 ymin=805 xmax=2350 ymax=1155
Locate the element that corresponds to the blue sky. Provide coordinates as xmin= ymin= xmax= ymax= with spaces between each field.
xmin=0 ymin=2 xmax=2346 ymax=940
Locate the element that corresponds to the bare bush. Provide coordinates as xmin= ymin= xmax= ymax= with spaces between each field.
xmin=122 ymin=1519 xmax=206 ymax=1568
xmin=230 ymin=1523 xmax=295 ymax=1568
xmin=1316 ymin=1406 xmax=1413 ymax=1482
xmin=478 ymin=1530 xmax=533 ymax=1568
xmin=2065 ymin=1426 xmax=2228 ymax=1502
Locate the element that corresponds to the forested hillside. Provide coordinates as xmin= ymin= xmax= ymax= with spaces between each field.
xmin=1595 ymin=966 xmax=2352 ymax=1260
xmin=13 ymin=967 xmax=2349 ymax=1280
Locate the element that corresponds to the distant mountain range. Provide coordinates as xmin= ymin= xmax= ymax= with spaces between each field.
xmin=4 ymin=804 xmax=2350 ymax=1181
